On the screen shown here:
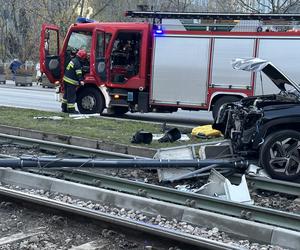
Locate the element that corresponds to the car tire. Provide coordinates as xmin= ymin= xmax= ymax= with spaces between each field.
xmin=212 ymin=96 xmax=241 ymax=120
xmin=77 ymin=87 xmax=105 ymax=114
xmin=259 ymin=130 xmax=300 ymax=181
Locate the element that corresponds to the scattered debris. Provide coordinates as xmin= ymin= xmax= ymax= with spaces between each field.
xmin=69 ymin=113 xmax=101 ymax=119
xmin=131 ymin=131 xmax=153 ymax=144
xmin=158 ymin=128 xmax=181 ymax=143
xmin=246 ymin=164 xmax=270 ymax=178
xmin=33 ymin=116 xmax=63 ymax=120
xmin=131 ymin=127 xmax=186 ymax=144
xmin=197 ymin=169 xmax=253 ymax=204
xmin=175 ymin=184 xmax=200 ymax=193
xmin=153 ymin=134 xmax=190 ymax=141
xmin=33 ymin=114 xmax=101 ymax=121
xmin=175 ymin=169 xmax=253 ymax=205
xmin=154 ymin=145 xmax=197 ymax=182
xmin=191 ymin=125 xmax=222 ymax=139
xmin=68 ymin=113 xmax=100 ymax=118
xmin=155 ymin=140 xmax=233 ymax=182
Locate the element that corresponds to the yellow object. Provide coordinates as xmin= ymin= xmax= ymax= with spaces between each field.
xmin=191 ymin=125 xmax=222 ymax=138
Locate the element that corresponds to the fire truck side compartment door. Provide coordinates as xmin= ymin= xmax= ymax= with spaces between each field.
xmin=256 ymin=38 xmax=300 ymax=95
xmin=151 ymin=35 xmax=210 ymax=106
xmin=92 ymin=28 xmax=106 ymax=82
xmin=211 ymin=38 xmax=254 ymax=88
xmin=40 ymin=24 xmax=61 ymax=83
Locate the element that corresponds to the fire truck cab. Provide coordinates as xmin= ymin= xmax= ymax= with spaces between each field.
xmin=40 ymin=12 xmax=300 ymax=118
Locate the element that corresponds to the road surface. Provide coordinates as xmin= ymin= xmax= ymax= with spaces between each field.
xmin=0 ymin=80 xmax=213 ymax=126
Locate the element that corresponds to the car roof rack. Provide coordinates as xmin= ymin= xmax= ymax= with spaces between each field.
xmin=125 ymin=11 xmax=300 ymax=22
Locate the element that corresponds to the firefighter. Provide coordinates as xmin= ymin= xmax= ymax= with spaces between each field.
xmin=61 ymin=49 xmax=87 ymax=114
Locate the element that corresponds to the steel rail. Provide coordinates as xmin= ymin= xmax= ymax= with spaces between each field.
xmin=230 ymin=174 xmax=300 ymax=196
xmin=2 ymin=132 xmax=296 ymax=195
xmin=0 ymin=186 xmax=240 ymax=250
xmin=27 ymin=168 xmax=300 ymax=231
xmin=0 ymin=133 xmax=141 ymax=159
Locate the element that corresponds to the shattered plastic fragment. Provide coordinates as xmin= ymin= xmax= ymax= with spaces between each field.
xmin=197 ymin=169 xmax=253 ymax=204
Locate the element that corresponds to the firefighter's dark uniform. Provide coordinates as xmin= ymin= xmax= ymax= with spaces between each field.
xmin=62 ymin=57 xmax=83 ymax=113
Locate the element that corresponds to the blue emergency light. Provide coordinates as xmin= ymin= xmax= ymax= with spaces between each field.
xmin=76 ymin=17 xmax=96 ymax=23
xmin=154 ymin=25 xmax=164 ymax=35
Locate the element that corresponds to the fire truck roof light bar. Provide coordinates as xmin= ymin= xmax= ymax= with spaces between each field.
xmin=76 ymin=17 xmax=96 ymax=23
xmin=125 ymin=11 xmax=300 ymax=21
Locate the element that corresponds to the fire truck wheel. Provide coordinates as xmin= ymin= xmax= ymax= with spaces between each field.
xmin=77 ymin=88 xmax=105 ymax=114
xmin=212 ymin=96 xmax=241 ymax=120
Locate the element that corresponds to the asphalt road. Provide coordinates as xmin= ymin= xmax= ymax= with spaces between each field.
xmin=0 ymin=80 xmax=213 ymax=126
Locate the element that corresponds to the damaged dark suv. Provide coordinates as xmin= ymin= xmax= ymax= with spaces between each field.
xmin=213 ymin=58 xmax=300 ymax=181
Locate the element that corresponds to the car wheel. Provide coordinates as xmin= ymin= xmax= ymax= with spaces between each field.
xmin=212 ymin=96 xmax=241 ymax=120
xmin=260 ymin=130 xmax=300 ymax=181
xmin=77 ymin=87 xmax=105 ymax=114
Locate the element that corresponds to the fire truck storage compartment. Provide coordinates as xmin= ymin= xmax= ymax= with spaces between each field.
xmin=211 ymin=38 xmax=255 ymax=88
xmin=255 ymin=38 xmax=300 ymax=95
xmin=151 ymin=35 xmax=210 ymax=106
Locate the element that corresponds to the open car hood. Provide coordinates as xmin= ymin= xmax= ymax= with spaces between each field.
xmin=232 ymin=58 xmax=300 ymax=93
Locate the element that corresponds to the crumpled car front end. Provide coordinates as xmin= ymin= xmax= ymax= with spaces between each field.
xmin=213 ymin=96 xmax=264 ymax=155
xmin=213 ymin=58 xmax=300 ymax=181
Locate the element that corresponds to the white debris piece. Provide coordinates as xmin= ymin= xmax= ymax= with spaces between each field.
xmin=197 ymin=169 xmax=253 ymax=204
xmin=152 ymin=134 xmax=190 ymax=141
xmin=246 ymin=164 xmax=270 ymax=178
xmin=33 ymin=116 xmax=63 ymax=120
xmin=69 ymin=114 xmax=101 ymax=119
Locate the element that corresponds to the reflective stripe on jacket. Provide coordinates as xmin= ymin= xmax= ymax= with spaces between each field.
xmin=63 ymin=57 xmax=83 ymax=85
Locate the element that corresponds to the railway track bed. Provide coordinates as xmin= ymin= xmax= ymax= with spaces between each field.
xmin=0 ymin=168 xmax=298 ymax=249
xmin=0 ymin=135 xmax=300 ymax=249
xmin=0 ymin=199 xmax=167 ymax=250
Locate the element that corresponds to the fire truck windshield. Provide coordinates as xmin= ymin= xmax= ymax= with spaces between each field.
xmin=64 ymin=31 xmax=92 ymax=70
xmin=67 ymin=31 xmax=92 ymax=52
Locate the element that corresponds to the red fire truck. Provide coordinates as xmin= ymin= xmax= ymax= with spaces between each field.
xmin=40 ymin=11 xmax=300 ymax=118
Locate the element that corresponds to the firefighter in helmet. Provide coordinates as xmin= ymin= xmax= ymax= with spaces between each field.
xmin=62 ymin=49 xmax=87 ymax=113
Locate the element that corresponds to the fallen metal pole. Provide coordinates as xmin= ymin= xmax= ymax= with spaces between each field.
xmin=0 ymin=157 xmax=249 ymax=170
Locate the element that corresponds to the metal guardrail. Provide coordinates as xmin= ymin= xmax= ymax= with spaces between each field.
xmin=27 ymin=168 xmax=300 ymax=232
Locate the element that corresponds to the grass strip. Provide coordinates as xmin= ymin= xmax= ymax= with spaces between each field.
xmin=0 ymin=107 xmax=207 ymax=148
